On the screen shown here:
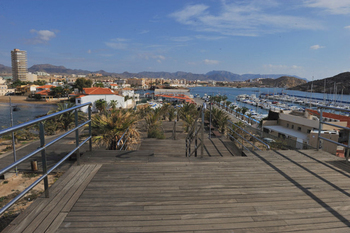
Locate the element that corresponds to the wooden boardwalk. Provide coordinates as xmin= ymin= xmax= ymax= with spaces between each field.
xmin=3 ymin=126 xmax=350 ymax=232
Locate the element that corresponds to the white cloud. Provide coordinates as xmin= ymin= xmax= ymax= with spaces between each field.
xmin=29 ymin=29 xmax=57 ymax=44
xmin=344 ymin=25 xmax=350 ymax=29
xmin=87 ymin=49 xmax=92 ymax=54
xmin=263 ymin=64 xmax=302 ymax=69
xmin=195 ymin=35 xmax=226 ymax=40
xmin=139 ymin=30 xmax=150 ymax=34
xmin=105 ymin=38 xmax=129 ymax=50
xmin=204 ymin=59 xmax=219 ymax=65
xmin=310 ymin=44 xmax=324 ymax=50
xmin=304 ymin=0 xmax=350 ymax=15
xmin=169 ymin=36 xmax=193 ymax=42
xmin=169 ymin=2 xmax=323 ymax=37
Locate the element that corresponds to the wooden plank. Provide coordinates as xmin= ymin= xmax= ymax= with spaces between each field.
xmin=19 ymin=165 xmax=91 ymax=233
xmin=45 ymin=212 xmax=68 ymax=233
xmin=32 ymin=165 xmax=97 ymax=233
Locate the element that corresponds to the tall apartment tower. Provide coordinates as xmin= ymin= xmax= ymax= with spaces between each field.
xmin=11 ymin=48 xmax=28 ymax=81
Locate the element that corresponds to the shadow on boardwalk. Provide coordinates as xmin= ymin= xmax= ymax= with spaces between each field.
xmin=3 ymin=120 xmax=350 ymax=232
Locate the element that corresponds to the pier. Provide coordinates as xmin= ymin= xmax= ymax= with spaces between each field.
xmin=2 ymin=120 xmax=350 ymax=232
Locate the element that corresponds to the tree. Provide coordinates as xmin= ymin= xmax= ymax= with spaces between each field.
xmin=45 ymin=102 xmax=86 ymax=132
xmin=50 ymin=86 xmax=64 ymax=98
xmin=34 ymin=80 xmax=47 ymax=86
xmin=95 ymin=99 xmax=107 ymax=112
xmin=92 ymin=109 xmax=139 ymax=150
xmin=109 ymin=100 xmax=118 ymax=110
xmin=74 ymin=78 xmax=93 ymax=92
xmin=94 ymin=82 xmax=104 ymax=87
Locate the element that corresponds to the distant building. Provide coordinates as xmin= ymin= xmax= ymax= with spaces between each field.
xmin=75 ymin=87 xmax=134 ymax=113
xmin=26 ymin=72 xmax=37 ymax=82
xmin=11 ymin=48 xmax=28 ymax=81
xmin=0 ymin=77 xmax=8 ymax=96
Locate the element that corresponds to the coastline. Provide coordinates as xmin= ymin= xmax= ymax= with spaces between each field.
xmin=0 ymin=96 xmax=62 ymax=105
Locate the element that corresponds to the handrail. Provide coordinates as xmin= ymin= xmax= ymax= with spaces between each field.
xmin=227 ymin=127 xmax=260 ymax=151
xmin=228 ymin=120 xmax=270 ymax=150
xmin=117 ymin=127 xmax=129 ymax=150
xmin=0 ymin=102 xmax=92 ymax=216
xmin=186 ymin=106 xmax=204 ymax=157
xmin=316 ymin=106 xmax=350 ymax=162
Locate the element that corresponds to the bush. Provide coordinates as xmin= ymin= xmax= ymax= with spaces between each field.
xmin=147 ymin=127 xmax=165 ymax=139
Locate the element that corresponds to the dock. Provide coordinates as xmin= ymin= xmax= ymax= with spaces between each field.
xmin=3 ymin=122 xmax=350 ymax=232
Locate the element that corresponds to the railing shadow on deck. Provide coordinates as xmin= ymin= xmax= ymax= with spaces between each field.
xmin=0 ymin=102 xmax=92 ymax=216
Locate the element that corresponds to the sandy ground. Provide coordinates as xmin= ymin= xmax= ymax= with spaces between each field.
xmin=0 ymin=96 xmax=62 ymax=105
xmin=0 ymin=172 xmax=61 ymax=214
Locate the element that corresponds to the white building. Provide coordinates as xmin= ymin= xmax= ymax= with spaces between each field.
xmin=75 ymin=87 xmax=134 ymax=113
xmin=0 ymin=77 xmax=8 ymax=96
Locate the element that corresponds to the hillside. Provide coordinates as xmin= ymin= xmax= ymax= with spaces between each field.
xmin=0 ymin=64 xmax=11 ymax=74
xmin=261 ymin=76 xmax=307 ymax=88
xmin=0 ymin=63 xmax=303 ymax=82
xmin=288 ymin=72 xmax=350 ymax=94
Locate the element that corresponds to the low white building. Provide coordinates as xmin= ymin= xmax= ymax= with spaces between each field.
xmin=76 ymin=87 xmax=133 ymax=113
xmin=0 ymin=77 xmax=8 ymax=96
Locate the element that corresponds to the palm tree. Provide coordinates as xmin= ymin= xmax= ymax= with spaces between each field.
xmin=95 ymin=99 xmax=107 ymax=112
xmin=145 ymin=108 xmax=164 ymax=138
xmin=92 ymin=109 xmax=139 ymax=150
xmin=46 ymin=102 xmax=86 ymax=132
xmin=211 ymin=108 xmax=229 ymax=134
xmin=109 ymin=100 xmax=118 ymax=110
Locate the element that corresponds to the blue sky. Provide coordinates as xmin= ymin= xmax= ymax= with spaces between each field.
xmin=1 ymin=0 xmax=350 ymax=80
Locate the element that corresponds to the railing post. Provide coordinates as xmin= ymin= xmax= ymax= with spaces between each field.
xmin=209 ymin=100 xmax=212 ymax=139
xmin=185 ymin=139 xmax=188 ymax=157
xmin=195 ymin=117 xmax=198 ymax=157
xmin=317 ymin=108 xmax=323 ymax=151
xmin=9 ymin=97 xmax=18 ymax=175
xmin=39 ymin=122 xmax=49 ymax=198
xmin=88 ymin=105 xmax=92 ymax=152
xmin=75 ymin=109 xmax=80 ymax=165
xmin=346 ymin=131 xmax=350 ymax=163
xmin=201 ymin=107 xmax=204 ymax=157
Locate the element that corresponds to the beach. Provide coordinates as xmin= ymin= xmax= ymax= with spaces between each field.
xmin=0 ymin=96 xmax=63 ymax=105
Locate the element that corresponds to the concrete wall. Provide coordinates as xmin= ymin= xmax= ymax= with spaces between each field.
xmin=77 ymin=94 xmax=125 ymax=113
xmin=308 ymin=132 xmax=339 ymax=155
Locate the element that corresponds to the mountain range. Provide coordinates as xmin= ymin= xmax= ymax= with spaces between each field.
xmin=288 ymin=72 xmax=350 ymax=95
xmin=0 ymin=63 xmax=304 ymax=82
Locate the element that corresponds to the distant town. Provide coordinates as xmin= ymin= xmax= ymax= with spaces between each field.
xmin=0 ymin=48 xmax=310 ymax=100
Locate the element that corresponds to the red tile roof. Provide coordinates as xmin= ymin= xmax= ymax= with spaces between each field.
xmin=37 ymin=85 xmax=54 ymax=89
xmin=36 ymin=90 xmax=50 ymax=96
xmin=307 ymin=109 xmax=350 ymax=127
xmin=83 ymin=87 xmax=115 ymax=95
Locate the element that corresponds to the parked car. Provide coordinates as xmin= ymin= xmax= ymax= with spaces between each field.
xmin=5 ymin=92 xmax=14 ymax=96
xmin=263 ymin=138 xmax=276 ymax=143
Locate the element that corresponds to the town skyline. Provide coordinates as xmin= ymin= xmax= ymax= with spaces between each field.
xmin=1 ymin=0 xmax=350 ymax=81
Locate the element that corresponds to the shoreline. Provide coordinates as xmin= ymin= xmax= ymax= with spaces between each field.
xmin=0 ymin=96 xmax=62 ymax=105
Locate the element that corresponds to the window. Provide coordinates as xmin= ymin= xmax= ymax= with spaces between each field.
xmin=292 ymin=125 xmax=294 ymax=129
xmin=307 ymin=129 xmax=311 ymax=133
xmin=77 ymin=100 xmax=81 ymax=104
xmin=287 ymin=123 xmax=289 ymax=128
xmin=298 ymin=127 xmax=301 ymax=131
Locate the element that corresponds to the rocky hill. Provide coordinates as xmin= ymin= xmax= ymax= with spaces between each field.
xmin=288 ymin=72 xmax=350 ymax=94
xmin=0 ymin=64 xmax=12 ymax=74
xmin=0 ymin=63 xmax=303 ymax=82
xmin=261 ymin=76 xmax=307 ymax=88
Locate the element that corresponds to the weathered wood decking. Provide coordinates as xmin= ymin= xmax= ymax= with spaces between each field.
xmin=4 ymin=143 xmax=350 ymax=232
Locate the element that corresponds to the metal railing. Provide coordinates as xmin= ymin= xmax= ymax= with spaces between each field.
xmin=186 ymin=106 xmax=204 ymax=157
xmin=117 ymin=127 xmax=130 ymax=150
xmin=316 ymin=106 xmax=350 ymax=162
xmin=227 ymin=120 xmax=270 ymax=152
xmin=0 ymin=102 xmax=92 ymax=216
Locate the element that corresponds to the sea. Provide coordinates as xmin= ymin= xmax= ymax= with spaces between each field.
xmin=0 ymin=102 xmax=56 ymax=130
xmin=189 ymin=86 xmax=350 ymax=115
xmin=1 ymin=86 xmax=350 ymax=130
